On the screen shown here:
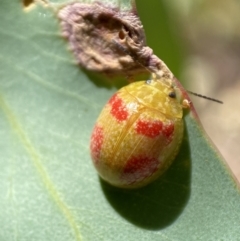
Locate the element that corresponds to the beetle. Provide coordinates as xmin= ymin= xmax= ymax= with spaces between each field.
xmin=90 ymin=74 xmax=188 ymax=188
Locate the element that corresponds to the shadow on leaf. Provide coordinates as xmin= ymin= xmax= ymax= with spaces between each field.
xmin=101 ymin=120 xmax=191 ymax=230
xmin=83 ymin=67 xmax=150 ymax=90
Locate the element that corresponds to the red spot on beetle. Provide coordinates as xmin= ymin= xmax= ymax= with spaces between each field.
xmin=122 ymin=156 xmax=159 ymax=184
xmin=90 ymin=125 xmax=104 ymax=163
xmin=108 ymin=93 xmax=128 ymax=121
xmin=135 ymin=120 xmax=163 ymax=138
xmin=163 ymin=123 xmax=174 ymax=144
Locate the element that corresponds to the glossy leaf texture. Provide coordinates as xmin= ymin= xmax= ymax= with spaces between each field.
xmin=0 ymin=1 xmax=240 ymax=241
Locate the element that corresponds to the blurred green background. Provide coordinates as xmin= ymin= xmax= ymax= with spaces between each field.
xmin=137 ymin=0 xmax=240 ymax=183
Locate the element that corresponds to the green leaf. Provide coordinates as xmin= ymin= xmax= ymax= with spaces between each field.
xmin=0 ymin=1 xmax=240 ymax=241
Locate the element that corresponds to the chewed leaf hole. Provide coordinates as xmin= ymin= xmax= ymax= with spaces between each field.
xmin=118 ymin=30 xmax=125 ymax=40
xmin=22 ymin=0 xmax=34 ymax=8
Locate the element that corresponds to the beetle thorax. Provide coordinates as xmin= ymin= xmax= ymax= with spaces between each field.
xmin=123 ymin=80 xmax=183 ymax=119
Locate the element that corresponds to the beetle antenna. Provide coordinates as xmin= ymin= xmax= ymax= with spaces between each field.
xmin=186 ymin=90 xmax=223 ymax=104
